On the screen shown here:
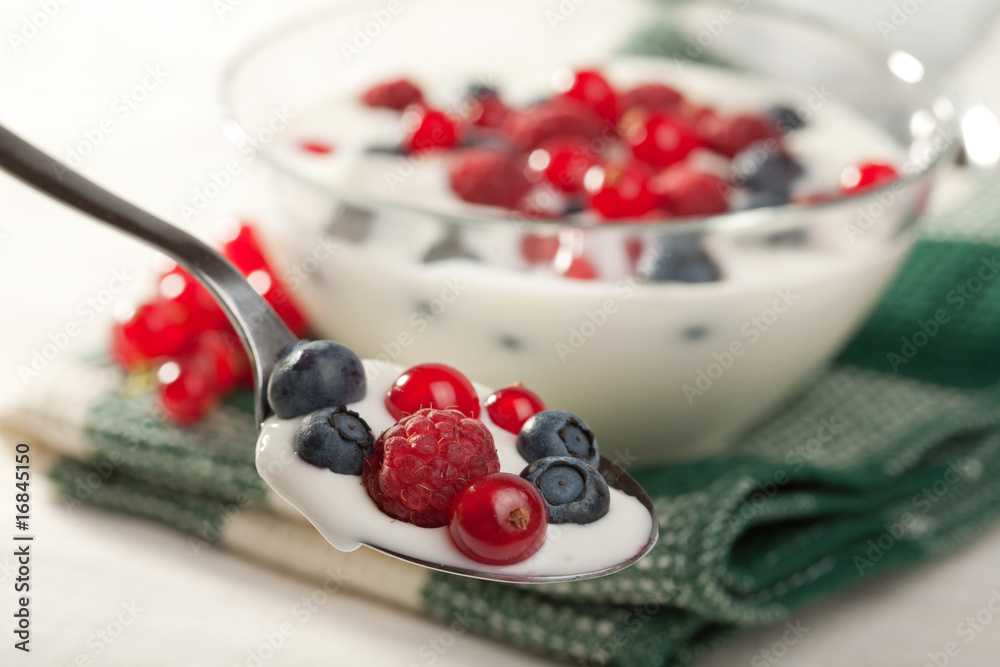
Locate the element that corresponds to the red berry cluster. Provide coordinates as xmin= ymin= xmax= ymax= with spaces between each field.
xmin=111 ymin=222 xmax=309 ymax=425
xmin=356 ymin=71 xmax=900 ymax=283
xmin=369 ymin=363 xmax=551 ymax=563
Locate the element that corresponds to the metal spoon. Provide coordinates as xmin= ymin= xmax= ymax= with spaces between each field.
xmin=0 ymin=124 xmax=658 ymax=582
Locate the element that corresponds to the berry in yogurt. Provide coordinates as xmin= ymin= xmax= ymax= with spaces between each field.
xmin=521 ymin=455 xmax=610 ymax=524
xmin=448 ymin=472 xmax=548 ymax=565
xmin=362 ymin=407 xmax=500 ymax=528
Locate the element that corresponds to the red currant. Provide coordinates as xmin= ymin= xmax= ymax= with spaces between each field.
xmin=385 ymin=363 xmax=481 ymax=420
xmin=586 ymin=161 xmax=659 ymax=220
xmin=485 ymin=385 xmax=546 ymax=434
xmin=299 ymin=140 xmax=335 ymax=155
xmin=623 ymin=112 xmax=702 ymax=168
xmin=221 ymin=223 xmax=309 ymax=337
xmin=113 ymin=298 xmax=192 ymax=367
xmin=190 ymin=329 xmax=249 ymax=393
xmin=156 ymin=358 xmax=221 ymax=425
xmin=531 ymin=138 xmax=597 ymax=194
xmin=557 ymin=69 xmax=618 ymax=124
xmin=158 ymin=266 xmax=227 ymax=331
xmin=839 ymin=161 xmax=898 ymax=194
xmin=405 ymin=108 xmax=460 ymax=153
xmin=448 ymin=473 xmax=548 ymax=565
xmin=651 ymin=164 xmax=729 ymax=216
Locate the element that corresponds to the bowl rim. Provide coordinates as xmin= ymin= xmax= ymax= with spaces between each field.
xmin=218 ymin=0 xmax=961 ymax=235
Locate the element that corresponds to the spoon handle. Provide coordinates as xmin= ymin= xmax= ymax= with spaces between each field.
xmin=0 ymin=123 xmax=297 ymax=427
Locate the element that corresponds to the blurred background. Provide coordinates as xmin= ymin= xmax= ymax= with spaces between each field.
xmin=1 ymin=1 xmax=999 ymax=665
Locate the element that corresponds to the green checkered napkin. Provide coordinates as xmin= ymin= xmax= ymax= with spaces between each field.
xmin=5 ymin=182 xmax=1000 ymax=666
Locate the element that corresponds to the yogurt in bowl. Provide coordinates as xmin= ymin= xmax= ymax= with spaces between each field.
xmin=223 ymin=0 xmax=957 ymax=461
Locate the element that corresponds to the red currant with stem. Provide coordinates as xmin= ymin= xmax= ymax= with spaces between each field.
xmin=385 ymin=363 xmax=481 ymax=419
xmin=485 ymin=385 xmax=547 ymax=434
xmin=448 ymin=473 xmax=548 ymax=565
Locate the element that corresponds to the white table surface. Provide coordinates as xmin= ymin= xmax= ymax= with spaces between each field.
xmin=1 ymin=2 xmax=999 ymax=665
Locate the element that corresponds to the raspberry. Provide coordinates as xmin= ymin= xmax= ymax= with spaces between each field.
xmin=360 ymin=78 xmax=423 ymax=111
xmin=467 ymin=89 xmax=510 ymax=129
xmin=502 ymin=99 xmax=606 ymax=152
xmin=362 ymin=408 xmax=501 ymax=527
xmin=697 ymin=111 xmax=781 ymax=158
xmin=448 ymin=149 xmax=531 ymax=209
xmin=650 ymin=164 xmax=729 ymax=216
xmin=621 ymin=83 xmax=683 ymax=114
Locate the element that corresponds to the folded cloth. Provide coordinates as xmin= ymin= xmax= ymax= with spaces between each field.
xmin=5 ymin=182 xmax=1000 ymax=667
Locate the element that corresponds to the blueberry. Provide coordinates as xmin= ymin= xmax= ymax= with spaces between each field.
xmin=742 ymin=189 xmax=790 ymax=209
xmin=516 ymin=410 xmax=599 ymax=467
xmin=267 ymin=340 xmax=366 ymax=419
xmin=295 ymin=406 xmax=374 ymax=475
xmin=731 ymin=142 xmax=803 ymax=194
xmin=521 ymin=456 xmax=609 ymax=524
xmin=645 ymin=235 xmax=721 ymax=284
xmin=766 ymin=105 xmax=805 ymax=133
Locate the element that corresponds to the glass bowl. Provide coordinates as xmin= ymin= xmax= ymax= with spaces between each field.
xmin=221 ymin=0 xmax=958 ymax=462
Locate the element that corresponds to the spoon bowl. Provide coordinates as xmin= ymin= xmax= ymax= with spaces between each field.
xmin=0 ymin=123 xmax=658 ymax=582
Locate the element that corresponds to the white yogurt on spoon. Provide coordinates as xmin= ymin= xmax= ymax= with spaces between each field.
xmin=256 ymin=361 xmax=656 ymax=579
